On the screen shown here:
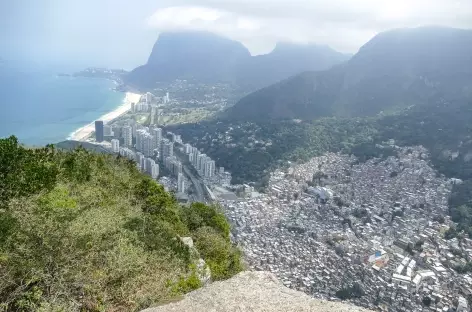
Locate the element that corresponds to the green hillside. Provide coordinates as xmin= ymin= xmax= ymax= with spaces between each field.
xmin=0 ymin=136 xmax=242 ymax=312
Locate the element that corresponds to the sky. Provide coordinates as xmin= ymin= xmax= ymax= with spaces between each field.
xmin=1 ymin=0 xmax=472 ymax=70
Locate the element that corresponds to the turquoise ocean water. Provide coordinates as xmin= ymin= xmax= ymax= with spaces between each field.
xmin=0 ymin=64 xmax=124 ymax=146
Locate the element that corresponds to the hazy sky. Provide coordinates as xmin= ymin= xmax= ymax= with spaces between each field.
xmin=1 ymin=0 xmax=472 ymax=69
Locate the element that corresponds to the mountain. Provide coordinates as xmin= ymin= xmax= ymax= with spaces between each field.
xmin=225 ymin=27 xmax=472 ymax=121
xmin=126 ymin=32 xmax=251 ymax=88
xmin=125 ymin=31 xmax=350 ymax=90
xmin=236 ymin=43 xmax=350 ymax=90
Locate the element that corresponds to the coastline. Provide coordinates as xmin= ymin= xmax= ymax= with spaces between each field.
xmin=68 ymin=92 xmax=141 ymax=142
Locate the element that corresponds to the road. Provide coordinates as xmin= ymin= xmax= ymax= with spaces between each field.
xmin=182 ymin=165 xmax=206 ymax=202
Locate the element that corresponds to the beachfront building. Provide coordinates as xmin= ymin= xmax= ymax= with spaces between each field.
xmin=111 ymin=139 xmax=120 ymax=153
xmin=95 ymin=120 xmax=104 ymax=142
xmin=104 ymin=125 xmax=113 ymax=137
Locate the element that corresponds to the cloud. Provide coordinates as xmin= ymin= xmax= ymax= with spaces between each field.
xmin=146 ymin=0 xmax=472 ymax=54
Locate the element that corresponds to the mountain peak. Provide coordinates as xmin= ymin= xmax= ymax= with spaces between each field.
xmin=125 ymin=32 xmax=349 ymax=90
xmin=224 ymin=27 xmax=472 ymax=121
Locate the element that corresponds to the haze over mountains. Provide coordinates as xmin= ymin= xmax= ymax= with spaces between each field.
xmin=125 ymin=31 xmax=351 ymax=91
xmin=225 ymin=27 xmax=472 ymax=120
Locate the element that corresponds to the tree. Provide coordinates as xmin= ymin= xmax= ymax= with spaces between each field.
xmin=422 ymin=296 xmax=432 ymax=307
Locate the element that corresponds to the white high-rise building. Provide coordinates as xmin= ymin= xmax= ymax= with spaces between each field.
xmin=192 ymin=150 xmax=200 ymax=167
xmin=163 ymin=92 xmax=170 ymax=104
xmin=177 ymin=173 xmax=185 ymax=193
xmin=150 ymin=105 xmax=157 ymax=125
xmin=197 ymin=154 xmax=207 ymax=172
xmin=119 ymin=147 xmax=135 ymax=160
xmin=146 ymin=92 xmax=153 ymax=104
xmin=136 ymin=129 xmax=151 ymax=153
xmin=219 ymin=167 xmax=225 ymax=174
xmin=204 ymin=160 xmax=215 ymax=178
xmin=161 ymin=140 xmax=174 ymax=159
xmin=151 ymin=163 xmax=159 ymax=179
xmin=151 ymin=128 xmax=162 ymax=149
xmin=111 ymin=139 xmax=120 ymax=153
xmin=122 ymin=126 xmax=133 ymax=148
xmin=174 ymin=134 xmax=182 ymax=144
xmin=145 ymin=158 xmax=155 ymax=175
xmin=185 ymin=143 xmax=192 ymax=154
xmin=135 ymin=152 xmax=145 ymax=172
xmin=143 ymin=133 xmax=154 ymax=157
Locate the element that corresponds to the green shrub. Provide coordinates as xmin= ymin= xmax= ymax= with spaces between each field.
xmin=0 ymin=136 xmax=242 ymax=311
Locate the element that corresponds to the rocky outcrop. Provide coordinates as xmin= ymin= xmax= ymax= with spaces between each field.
xmin=141 ymin=271 xmax=372 ymax=312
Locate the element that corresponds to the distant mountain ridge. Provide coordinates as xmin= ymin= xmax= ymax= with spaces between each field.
xmin=224 ymin=26 xmax=472 ymax=120
xmin=125 ymin=31 xmax=351 ymax=90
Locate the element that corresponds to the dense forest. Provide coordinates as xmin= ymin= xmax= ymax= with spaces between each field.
xmin=0 ymin=136 xmax=242 ymax=311
xmin=169 ymin=118 xmax=377 ymax=187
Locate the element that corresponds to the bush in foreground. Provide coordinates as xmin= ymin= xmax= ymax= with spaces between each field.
xmin=0 ymin=136 xmax=242 ymax=311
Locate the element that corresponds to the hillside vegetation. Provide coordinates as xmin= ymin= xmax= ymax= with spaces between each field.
xmin=0 ymin=136 xmax=242 ymax=312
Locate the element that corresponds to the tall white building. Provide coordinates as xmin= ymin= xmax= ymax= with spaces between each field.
xmin=135 ymin=152 xmax=145 ymax=172
xmin=151 ymin=128 xmax=162 ymax=150
xmin=111 ymin=139 xmax=120 ymax=153
xmin=185 ymin=143 xmax=192 ymax=154
xmin=177 ymin=173 xmax=185 ymax=193
xmin=145 ymin=158 xmax=156 ymax=175
xmin=151 ymin=163 xmax=159 ymax=179
xmin=143 ymin=133 xmax=154 ymax=157
xmin=197 ymin=154 xmax=208 ymax=172
xmin=192 ymin=150 xmax=200 ymax=167
xmin=174 ymin=134 xmax=182 ymax=144
xmin=204 ymin=160 xmax=215 ymax=178
xmin=161 ymin=140 xmax=174 ymax=159
xmin=122 ymin=126 xmax=133 ymax=148
xmin=119 ymin=147 xmax=135 ymax=160
xmin=163 ymin=92 xmax=170 ymax=104
xmin=150 ymin=105 xmax=156 ymax=125
xmin=145 ymin=92 xmax=153 ymax=104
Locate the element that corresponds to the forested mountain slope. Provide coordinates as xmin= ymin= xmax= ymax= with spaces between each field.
xmin=225 ymin=27 xmax=472 ymax=120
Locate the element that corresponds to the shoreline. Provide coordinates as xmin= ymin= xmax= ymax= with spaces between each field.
xmin=68 ymin=91 xmax=141 ymax=142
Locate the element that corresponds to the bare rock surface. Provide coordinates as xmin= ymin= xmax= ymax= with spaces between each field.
xmin=141 ymin=271 xmax=372 ymax=312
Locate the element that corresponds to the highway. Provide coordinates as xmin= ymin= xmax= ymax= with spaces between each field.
xmin=182 ymin=165 xmax=206 ymax=202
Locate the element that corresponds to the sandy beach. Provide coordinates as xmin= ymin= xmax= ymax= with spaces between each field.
xmin=68 ymin=92 xmax=141 ymax=142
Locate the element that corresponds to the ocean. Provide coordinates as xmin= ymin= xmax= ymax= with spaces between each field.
xmin=0 ymin=64 xmax=124 ymax=146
